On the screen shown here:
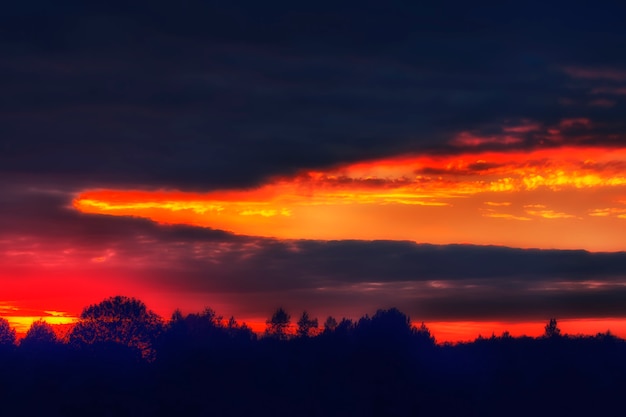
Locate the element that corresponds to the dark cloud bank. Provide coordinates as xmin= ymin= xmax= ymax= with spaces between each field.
xmin=2 ymin=1 xmax=626 ymax=190
xmin=3 ymin=189 xmax=626 ymax=321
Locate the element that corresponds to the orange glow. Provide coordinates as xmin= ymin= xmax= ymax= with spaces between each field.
xmin=7 ymin=142 xmax=626 ymax=344
xmin=0 ymin=302 xmax=77 ymax=334
xmin=426 ymin=318 xmax=626 ymax=343
xmin=5 ymin=313 xmax=626 ymax=344
xmin=162 ymin=316 xmax=626 ymax=344
xmin=72 ymin=146 xmax=626 ymax=251
xmin=204 ymin=318 xmax=626 ymax=343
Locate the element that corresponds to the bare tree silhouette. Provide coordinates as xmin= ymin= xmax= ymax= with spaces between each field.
xmin=21 ymin=319 xmax=57 ymax=348
xmin=0 ymin=317 xmax=16 ymax=347
xmin=69 ymin=295 xmax=163 ymax=359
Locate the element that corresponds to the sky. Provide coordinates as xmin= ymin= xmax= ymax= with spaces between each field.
xmin=2 ymin=1 xmax=626 ymax=341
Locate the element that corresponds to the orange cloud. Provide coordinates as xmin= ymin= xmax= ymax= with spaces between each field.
xmin=588 ymin=208 xmax=626 ymax=217
xmin=523 ymin=204 xmax=579 ymax=220
xmin=72 ymin=146 xmax=626 ymax=250
xmin=480 ymin=209 xmax=531 ymax=221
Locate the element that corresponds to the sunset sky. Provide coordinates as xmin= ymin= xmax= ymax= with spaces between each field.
xmin=2 ymin=1 xmax=626 ymax=341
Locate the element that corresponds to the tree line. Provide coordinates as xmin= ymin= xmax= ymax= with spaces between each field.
xmin=0 ymin=296 xmax=440 ymax=357
xmin=1 ymin=296 xmax=625 ymax=416
xmin=0 ymin=295 xmax=619 ymax=357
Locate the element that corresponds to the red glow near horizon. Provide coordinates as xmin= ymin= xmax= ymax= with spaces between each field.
xmin=4 ymin=145 xmax=626 ymax=336
xmin=232 ymin=319 xmax=626 ymax=343
xmin=7 ymin=314 xmax=626 ymax=345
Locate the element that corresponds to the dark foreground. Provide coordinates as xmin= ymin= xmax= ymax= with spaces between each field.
xmin=1 ymin=310 xmax=625 ymax=416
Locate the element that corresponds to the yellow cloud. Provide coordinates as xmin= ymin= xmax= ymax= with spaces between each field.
xmin=524 ymin=205 xmax=578 ymax=219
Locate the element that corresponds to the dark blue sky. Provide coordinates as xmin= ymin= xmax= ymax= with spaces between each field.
xmin=3 ymin=1 xmax=626 ymax=188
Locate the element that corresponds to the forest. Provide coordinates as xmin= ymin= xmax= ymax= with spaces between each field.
xmin=1 ymin=296 xmax=624 ymax=416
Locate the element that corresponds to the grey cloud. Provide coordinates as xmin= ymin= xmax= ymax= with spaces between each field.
xmin=2 ymin=188 xmax=626 ymax=320
xmin=2 ymin=2 xmax=626 ymax=190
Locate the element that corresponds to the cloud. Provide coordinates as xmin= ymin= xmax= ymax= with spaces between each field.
xmin=63 ymin=146 xmax=626 ymax=242
xmin=3 ymin=187 xmax=626 ymax=321
xmin=451 ymin=132 xmax=524 ymax=147
xmin=1 ymin=2 xmax=626 ymax=191
xmin=591 ymin=87 xmax=626 ymax=95
xmin=481 ymin=209 xmax=531 ymax=221
xmin=562 ymin=66 xmax=626 ymax=81
xmin=588 ymin=206 xmax=626 ymax=218
xmin=559 ymin=118 xmax=592 ymax=129
xmin=524 ymin=204 xmax=579 ymax=219
xmin=589 ymin=99 xmax=616 ymax=108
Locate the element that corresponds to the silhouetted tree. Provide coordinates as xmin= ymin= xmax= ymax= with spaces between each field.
xmin=323 ymin=316 xmax=338 ymax=333
xmin=172 ymin=307 xmax=223 ymax=331
xmin=595 ymin=330 xmax=618 ymax=343
xmin=296 ymin=311 xmax=318 ymax=338
xmin=415 ymin=321 xmax=436 ymax=345
xmin=170 ymin=309 xmax=184 ymax=323
xmin=3 ymin=300 xmax=626 ymax=416
xmin=544 ymin=318 xmax=561 ymax=338
xmin=265 ymin=307 xmax=291 ymax=340
xmin=160 ymin=307 xmax=256 ymax=357
xmin=170 ymin=307 xmax=224 ymax=334
xmin=21 ymin=319 xmax=56 ymax=348
xmin=224 ymin=316 xmax=256 ymax=341
xmin=197 ymin=307 xmax=224 ymax=327
xmin=356 ymin=308 xmax=419 ymax=354
xmin=69 ymin=295 xmax=163 ymax=359
xmin=0 ymin=317 xmax=16 ymax=347
xmin=361 ymin=309 xmax=413 ymax=335
xmin=176 ymin=308 xmax=224 ymax=336
xmin=335 ymin=318 xmax=355 ymax=336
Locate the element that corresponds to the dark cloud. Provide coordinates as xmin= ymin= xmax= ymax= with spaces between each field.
xmin=0 ymin=186 xmax=242 ymax=260
xmin=3 ymin=3 xmax=626 ymax=323
xmin=2 ymin=1 xmax=626 ymax=190
xmin=413 ymin=287 xmax=626 ymax=321
xmin=3 ymin=188 xmax=626 ymax=320
xmin=418 ymin=161 xmax=504 ymax=176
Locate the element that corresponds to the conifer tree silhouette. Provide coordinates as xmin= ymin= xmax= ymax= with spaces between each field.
xmin=265 ymin=307 xmax=291 ymax=340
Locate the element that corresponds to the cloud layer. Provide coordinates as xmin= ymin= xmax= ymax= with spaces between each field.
xmin=3 ymin=188 xmax=626 ymax=322
xmin=2 ymin=1 xmax=626 ymax=190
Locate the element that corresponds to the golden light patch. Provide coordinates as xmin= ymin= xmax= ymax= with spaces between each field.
xmin=480 ymin=209 xmax=531 ymax=221
xmin=72 ymin=146 xmax=626 ymax=250
xmin=3 ymin=314 xmax=77 ymax=334
xmin=523 ymin=204 xmax=579 ymax=219
xmin=588 ymin=207 xmax=626 ymax=218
